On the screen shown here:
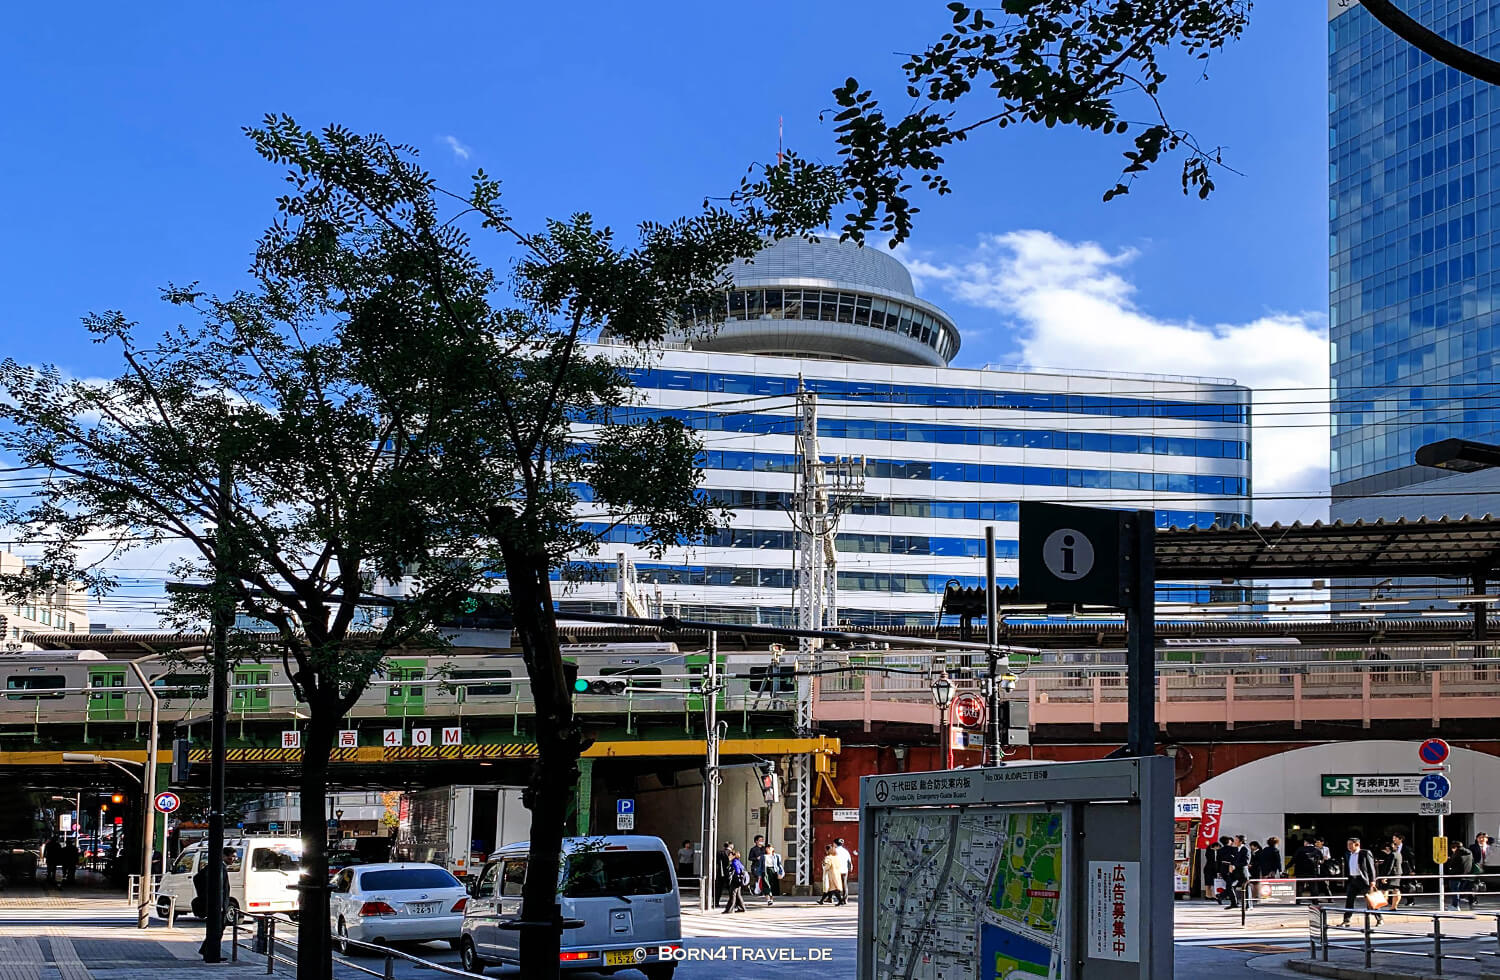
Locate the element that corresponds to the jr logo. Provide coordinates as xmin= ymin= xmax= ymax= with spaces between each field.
xmin=1322 ymin=776 xmax=1354 ymax=796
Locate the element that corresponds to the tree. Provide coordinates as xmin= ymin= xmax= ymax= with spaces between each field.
xmin=0 ymin=117 xmax=839 ymax=979
xmin=828 ymin=0 xmax=1500 ymax=245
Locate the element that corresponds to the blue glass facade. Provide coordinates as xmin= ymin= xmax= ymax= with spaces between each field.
xmin=1330 ymin=2 xmax=1500 ymax=491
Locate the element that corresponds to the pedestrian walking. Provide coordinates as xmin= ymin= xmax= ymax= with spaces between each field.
xmin=1258 ymin=837 xmax=1283 ymax=881
xmin=721 ymin=848 xmax=747 ymax=914
xmin=820 ymin=844 xmax=845 ymax=905
xmin=1339 ymin=837 xmax=1382 ymax=927
xmin=835 ymin=837 xmax=853 ymax=899
xmin=676 ymin=840 xmax=695 ymax=882
xmin=1448 ymin=841 xmax=1475 ymax=910
xmin=1201 ymin=840 xmax=1222 ymax=902
xmin=1292 ymin=837 xmax=1323 ymax=899
xmin=42 ymin=835 xmax=59 ymax=884
xmin=714 ymin=843 xmax=733 ymax=906
xmin=1474 ymin=832 xmax=1493 ymax=906
xmin=1374 ymin=841 xmax=1403 ymax=912
xmin=1221 ymin=835 xmax=1250 ymax=910
xmin=748 ymin=835 xmax=766 ymax=896
xmin=1247 ymin=842 xmax=1263 ymax=880
xmin=61 ymin=839 xmax=78 ymax=884
xmin=762 ymin=845 xmax=783 ymax=905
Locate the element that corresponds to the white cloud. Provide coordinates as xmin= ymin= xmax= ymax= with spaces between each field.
xmin=442 ymin=135 xmax=472 ymax=161
xmin=905 ymin=231 xmax=1330 ymax=526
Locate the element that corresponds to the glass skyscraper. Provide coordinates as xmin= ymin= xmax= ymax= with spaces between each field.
xmin=1330 ymin=1 xmax=1500 ymax=523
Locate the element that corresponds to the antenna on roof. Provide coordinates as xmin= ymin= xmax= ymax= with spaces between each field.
xmin=777 ymin=116 xmax=783 ymax=167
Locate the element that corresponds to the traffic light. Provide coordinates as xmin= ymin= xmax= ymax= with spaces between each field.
xmin=575 ymin=677 xmax=627 ymax=696
xmin=755 ymin=761 xmax=780 ymax=804
xmin=172 ymin=738 xmax=192 ymax=783
xmin=110 ymin=794 xmax=124 ymax=805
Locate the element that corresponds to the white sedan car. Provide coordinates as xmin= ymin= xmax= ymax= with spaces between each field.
xmin=330 ymin=863 xmax=468 ymax=953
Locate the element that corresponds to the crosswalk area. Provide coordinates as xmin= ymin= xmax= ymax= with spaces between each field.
xmin=683 ymin=900 xmax=857 ymax=938
xmin=0 ymin=906 xmax=140 ymax=923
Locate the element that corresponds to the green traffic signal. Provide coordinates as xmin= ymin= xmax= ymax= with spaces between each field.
xmin=573 ymin=678 xmax=589 ymax=694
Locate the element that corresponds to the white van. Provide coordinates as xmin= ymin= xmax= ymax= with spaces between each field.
xmin=459 ymin=835 xmax=680 ymax=978
xmin=155 ymin=837 xmax=303 ymax=920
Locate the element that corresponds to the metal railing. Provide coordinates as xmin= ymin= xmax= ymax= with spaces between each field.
xmin=1306 ymin=904 xmax=1500 ymax=975
xmin=232 ymin=909 xmax=476 ymax=979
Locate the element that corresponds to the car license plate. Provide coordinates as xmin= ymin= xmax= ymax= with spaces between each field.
xmin=603 ymin=950 xmax=639 ymax=966
xmin=406 ymin=902 xmax=437 ymax=915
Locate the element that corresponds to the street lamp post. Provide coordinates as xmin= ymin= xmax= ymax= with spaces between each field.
xmin=1415 ymin=438 xmax=1500 ymax=641
xmin=931 ymin=672 xmax=955 ymax=770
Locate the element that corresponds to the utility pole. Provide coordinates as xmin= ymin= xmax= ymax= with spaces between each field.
xmin=201 ymin=451 xmax=231 ymax=962
xmin=700 ymin=631 xmax=720 ymax=912
xmin=985 ymin=527 xmax=1000 ymax=767
xmin=790 ymin=381 xmax=864 ymax=888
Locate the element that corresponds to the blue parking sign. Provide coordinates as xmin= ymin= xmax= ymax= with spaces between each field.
xmin=1418 ymin=773 xmax=1451 ymax=801
xmin=617 ymin=799 xmax=634 ymax=815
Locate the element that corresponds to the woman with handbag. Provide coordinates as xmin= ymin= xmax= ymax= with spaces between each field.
xmin=762 ymin=845 xmax=784 ymax=906
xmin=820 ymin=844 xmax=845 ymax=905
xmin=721 ymin=848 xmax=747 ymax=914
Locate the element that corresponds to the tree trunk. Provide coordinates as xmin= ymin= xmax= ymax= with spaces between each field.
xmin=502 ymin=542 xmax=586 ymax=980
xmin=296 ymin=714 xmax=335 ymax=980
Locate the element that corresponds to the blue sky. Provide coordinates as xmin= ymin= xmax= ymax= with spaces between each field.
xmin=0 ymin=2 xmax=1333 ymax=617
xmin=1 ymin=1 xmax=1326 ymax=369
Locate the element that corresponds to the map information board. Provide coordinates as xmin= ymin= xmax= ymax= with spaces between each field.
xmin=870 ymin=807 xmax=1065 ymax=980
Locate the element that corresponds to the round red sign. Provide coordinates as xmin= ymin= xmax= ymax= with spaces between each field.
xmin=953 ymin=692 xmax=987 ymax=729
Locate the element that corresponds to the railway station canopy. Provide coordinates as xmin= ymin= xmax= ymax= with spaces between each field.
xmin=1153 ymin=513 xmax=1500 ymax=581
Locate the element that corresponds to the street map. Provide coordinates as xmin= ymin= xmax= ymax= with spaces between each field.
xmin=871 ymin=807 xmax=1064 ymax=980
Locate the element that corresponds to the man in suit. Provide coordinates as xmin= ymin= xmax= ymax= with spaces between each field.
xmin=1340 ymin=837 xmax=1381 ymax=927
xmin=1447 ymin=841 xmax=1475 ymax=910
xmin=1375 ymin=840 xmax=1403 ymax=912
xmin=1292 ymin=837 xmax=1324 ymax=899
xmin=1257 ymin=836 xmax=1284 ymax=882
xmin=1222 ymin=835 xmax=1251 ymax=909
xmin=1473 ymin=833 xmax=1492 ymax=907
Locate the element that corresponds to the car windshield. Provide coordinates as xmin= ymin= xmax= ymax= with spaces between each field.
xmin=562 ymin=850 xmax=673 ymax=898
xmin=359 ymin=868 xmax=461 ymax=891
xmin=250 ymin=845 xmax=301 ymax=872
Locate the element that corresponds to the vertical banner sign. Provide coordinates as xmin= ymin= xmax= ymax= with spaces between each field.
xmin=1088 ymin=861 xmax=1140 ymax=962
xmin=441 ymin=726 xmax=462 ymax=746
xmin=281 ymin=730 xmax=301 ymax=749
xmin=337 ymin=730 xmax=358 ymax=749
xmin=383 ymin=729 xmax=404 ymax=747
xmin=1195 ymin=799 xmax=1224 ymax=849
xmin=411 ymin=728 xmax=432 ymax=747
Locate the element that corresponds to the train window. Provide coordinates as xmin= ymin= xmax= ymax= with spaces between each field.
xmin=747 ymin=666 xmax=796 ymax=694
xmin=154 ymin=673 xmax=210 ymax=699
xmin=451 ymin=669 xmax=513 ymax=699
xmin=600 ymin=666 xmax=662 ymax=689
xmin=6 ymin=675 xmax=65 ymax=700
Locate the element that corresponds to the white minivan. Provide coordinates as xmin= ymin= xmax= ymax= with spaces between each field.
xmin=155 ymin=837 xmax=303 ymax=920
xmin=459 ymin=835 xmax=680 ymax=978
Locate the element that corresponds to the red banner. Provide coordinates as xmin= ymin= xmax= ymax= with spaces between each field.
xmin=1195 ymin=799 xmax=1224 ymax=849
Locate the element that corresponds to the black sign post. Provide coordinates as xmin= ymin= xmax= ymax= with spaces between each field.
xmin=1019 ymin=502 xmax=1156 ymax=756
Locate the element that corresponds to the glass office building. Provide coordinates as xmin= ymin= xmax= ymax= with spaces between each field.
xmin=1330 ymin=1 xmax=1500 ymax=523
xmin=559 ymin=238 xmax=1252 ymax=627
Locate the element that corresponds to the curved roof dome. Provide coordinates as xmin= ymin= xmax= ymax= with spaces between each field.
xmin=695 ymin=237 xmax=959 ymax=367
xmin=731 ymin=237 xmax=917 ymax=296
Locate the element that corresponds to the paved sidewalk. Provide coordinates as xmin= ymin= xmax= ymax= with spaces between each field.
xmin=0 ymin=923 xmax=274 ymax=980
